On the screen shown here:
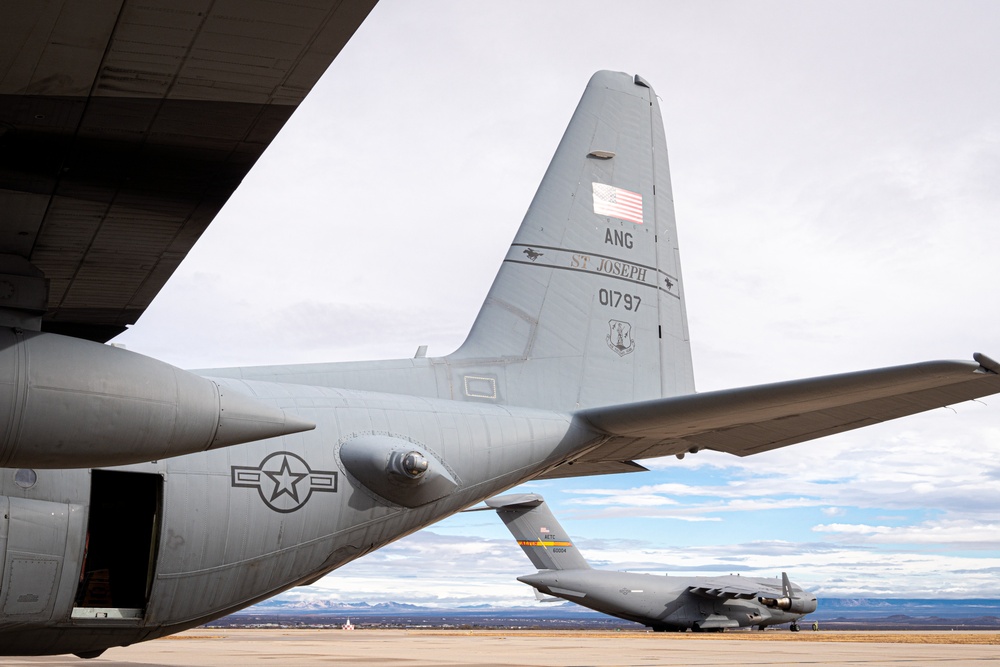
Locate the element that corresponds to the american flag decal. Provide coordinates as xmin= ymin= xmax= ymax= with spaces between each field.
xmin=592 ymin=182 xmax=643 ymax=224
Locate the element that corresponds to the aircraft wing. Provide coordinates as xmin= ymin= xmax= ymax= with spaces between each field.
xmin=544 ymin=354 xmax=1000 ymax=478
xmin=0 ymin=0 xmax=377 ymax=341
xmin=687 ymin=581 xmax=766 ymax=601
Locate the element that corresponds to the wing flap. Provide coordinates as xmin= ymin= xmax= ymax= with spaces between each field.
xmin=573 ymin=357 xmax=1000 ymax=464
xmin=689 ymin=584 xmax=762 ymax=600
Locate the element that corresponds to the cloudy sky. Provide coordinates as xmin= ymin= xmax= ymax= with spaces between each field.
xmin=116 ymin=0 xmax=1000 ymax=605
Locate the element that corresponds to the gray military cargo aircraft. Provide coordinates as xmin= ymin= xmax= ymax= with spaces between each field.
xmin=3 ymin=0 xmax=1000 ymax=659
xmin=488 ymin=493 xmax=817 ymax=632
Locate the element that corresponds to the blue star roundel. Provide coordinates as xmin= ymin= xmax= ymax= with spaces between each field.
xmin=231 ymin=451 xmax=338 ymax=513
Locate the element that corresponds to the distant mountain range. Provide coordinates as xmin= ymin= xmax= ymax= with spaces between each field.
xmin=226 ymin=597 xmax=1000 ymax=626
xmin=813 ymin=598 xmax=1000 ymax=620
xmin=250 ymin=599 xmax=429 ymax=612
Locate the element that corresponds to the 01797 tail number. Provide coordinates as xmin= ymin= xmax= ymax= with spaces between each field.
xmin=599 ymin=289 xmax=641 ymax=311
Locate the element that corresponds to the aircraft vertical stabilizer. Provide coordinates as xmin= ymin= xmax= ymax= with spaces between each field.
xmin=447 ymin=71 xmax=694 ymax=411
xmin=486 ymin=493 xmax=590 ymax=571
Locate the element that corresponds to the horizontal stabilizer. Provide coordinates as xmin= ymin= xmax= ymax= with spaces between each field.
xmin=566 ymin=356 xmax=1000 ymax=468
xmin=533 ymin=588 xmax=561 ymax=603
xmin=486 ymin=494 xmax=544 ymax=510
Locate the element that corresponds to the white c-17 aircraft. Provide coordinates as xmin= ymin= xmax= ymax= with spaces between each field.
xmin=1 ymin=1 xmax=999 ymax=658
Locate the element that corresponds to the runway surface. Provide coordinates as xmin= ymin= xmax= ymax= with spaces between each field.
xmin=4 ymin=629 xmax=1000 ymax=666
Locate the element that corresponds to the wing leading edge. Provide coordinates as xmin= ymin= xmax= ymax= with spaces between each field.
xmin=542 ymin=354 xmax=1000 ymax=478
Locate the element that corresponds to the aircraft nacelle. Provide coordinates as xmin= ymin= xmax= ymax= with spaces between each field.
xmin=759 ymin=595 xmax=817 ymax=614
xmin=0 ymin=329 xmax=316 ymax=468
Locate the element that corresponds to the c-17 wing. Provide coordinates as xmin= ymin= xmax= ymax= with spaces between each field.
xmin=544 ymin=354 xmax=1000 ymax=478
xmin=688 ymin=581 xmax=767 ymax=601
xmin=0 ymin=0 xmax=377 ymax=341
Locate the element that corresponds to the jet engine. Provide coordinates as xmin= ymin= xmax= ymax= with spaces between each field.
xmin=758 ymin=595 xmax=816 ymax=614
xmin=758 ymin=572 xmax=818 ymax=614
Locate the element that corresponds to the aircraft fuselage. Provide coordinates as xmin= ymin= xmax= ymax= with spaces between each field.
xmin=0 ymin=377 xmax=596 ymax=656
xmin=519 ymin=570 xmax=813 ymax=631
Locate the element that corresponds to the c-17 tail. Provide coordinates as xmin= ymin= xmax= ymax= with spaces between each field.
xmin=485 ymin=493 xmax=590 ymax=571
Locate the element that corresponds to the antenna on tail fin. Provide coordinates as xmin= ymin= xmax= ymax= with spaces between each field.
xmin=445 ymin=71 xmax=694 ymax=412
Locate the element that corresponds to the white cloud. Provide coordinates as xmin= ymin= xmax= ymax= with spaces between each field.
xmin=813 ymin=520 xmax=1000 ymax=549
xmin=638 ymin=410 xmax=1000 ymax=522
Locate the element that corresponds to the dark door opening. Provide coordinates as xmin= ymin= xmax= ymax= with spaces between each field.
xmin=75 ymin=470 xmax=162 ymax=612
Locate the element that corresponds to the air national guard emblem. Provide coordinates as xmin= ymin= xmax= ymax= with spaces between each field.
xmin=607 ymin=319 xmax=635 ymax=357
xmin=231 ymin=451 xmax=338 ymax=513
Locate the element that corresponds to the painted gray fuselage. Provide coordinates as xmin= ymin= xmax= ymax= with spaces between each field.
xmin=521 ymin=570 xmax=811 ymax=630
xmin=0 ymin=372 xmax=598 ymax=655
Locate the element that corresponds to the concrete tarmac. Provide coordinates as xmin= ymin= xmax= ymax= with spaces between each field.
xmin=3 ymin=629 xmax=999 ymax=666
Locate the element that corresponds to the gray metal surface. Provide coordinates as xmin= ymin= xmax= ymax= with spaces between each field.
xmin=572 ymin=357 xmax=1000 ymax=466
xmin=488 ymin=493 xmax=817 ymax=632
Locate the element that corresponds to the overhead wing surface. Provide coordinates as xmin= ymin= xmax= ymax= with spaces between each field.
xmin=0 ymin=0 xmax=377 ymax=341
xmin=542 ymin=354 xmax=1000 ymax=478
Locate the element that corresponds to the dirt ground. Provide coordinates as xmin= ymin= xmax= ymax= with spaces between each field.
xmin=8 ymin=629 xmax=1000 ymax=666
xmin=411 ymin=629 xmax=1000 ymax=644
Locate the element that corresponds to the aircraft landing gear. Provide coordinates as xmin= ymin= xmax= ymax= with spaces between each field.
xmin=790 ymin=622 xmax=800 ymax=632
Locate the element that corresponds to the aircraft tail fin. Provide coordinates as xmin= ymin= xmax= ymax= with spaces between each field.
xmin=445 ymin=71 xmax=694 ymax=412
xmin=486 ymin=493 xmax=590 ymax=571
